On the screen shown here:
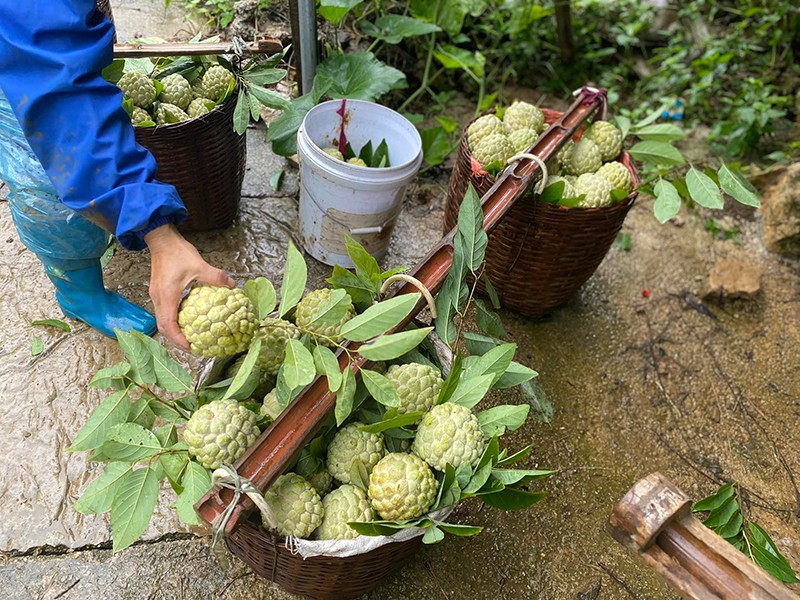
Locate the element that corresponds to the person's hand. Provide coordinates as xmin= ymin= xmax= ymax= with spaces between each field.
xmin=144 ymin=224 xmax=235 ymax=351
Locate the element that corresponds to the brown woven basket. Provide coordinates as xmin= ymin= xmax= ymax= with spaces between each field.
xmin=134 ymin=97 xmax=247 ymax=233
xmin=225 ymin=515 xmax=423 ymax=599
xmin=444 ymin=108 xmax=639 ymax=318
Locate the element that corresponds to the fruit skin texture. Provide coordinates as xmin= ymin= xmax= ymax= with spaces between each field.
xmin=263 ymin=473 xmax=324 ymax=539
xmin=574 ymin=173 xmax=616 ymax=208
xmin=155 ymin=103 xmax=189 ymax=125
xmin=471 ymin=132 xmax=514 ymax=170
xmin=117 ymin=72 xmax=157 ymax=108
xmin=385 ymin=363 xmax=443 ymax=415
xmin=565 ymin=138 xmax=602 ymax=175
xmin=596 ymin=161 xmax=632 ymax=193
xmin=130 ymin=106 xmax=152 ymax=125
xmin=503 ymin=101 xmax=545 ymax=134
xmin=327 ymin=422 xmax=385 ymax=484
xmin=347 ymin=157 xmax=368 ymax=167
xmin=584 ymin=120 xmax=623 ymax=161
xmin=255 ymin=317 xmax=301 ymax=374
xmin=187 ymin=97 xmax=214 ymax=118
xmin=307 ymin=467 xmax=334 ymax=496
xmin=508 ymin=127 xmax=539 ymax=154
xmin=315 ymin=484 xmax=375 ymax=540
xmin=368 ymin=453 xmax=437 ymax=521
xmin=260 ymin=389 xmax=283 ymax=421
xmin=159 ymin=73 xmax=192 ymax=110
xmin=202 ymin=65 xmax=235 ymax=102
xmin=183 ymin=399 xmax=260 ymax=470
xmin=178 ymin=285 xmax=259 ymax=358
xmin=190 ymin=78 xmax=208 ymax=99
xmin=294 ymin=288 xmax=355 ymax=345
xmin=467 ymin=114 xmax=504 ymax=148
xmin=412 ymin=402 xmax=486 ymax=471
xmin=322 ymin=147 xmax=344 ymax=160
xmin=544 ymin=175 xmax=578 ymax=200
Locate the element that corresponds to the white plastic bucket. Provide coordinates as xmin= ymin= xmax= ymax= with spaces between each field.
xmin=296 ymin=99 xmax=423 ymax=267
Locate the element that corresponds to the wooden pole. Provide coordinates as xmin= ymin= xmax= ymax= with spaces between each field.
xmin=112 ymin=39 xmax=282 ymax=58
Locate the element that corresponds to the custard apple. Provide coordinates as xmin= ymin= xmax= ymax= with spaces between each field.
xmin=183 ymin=399 xmax=260 ymax=470
xmin=412 ymin=402 xmax=486 ymax=471
xmin=190 ymin=78 xmax=208 ymax=99
xmin=503 ymin=101 xmax=545 ymax=134
xmin=315 ymin=484 xmax=375 ymax=540
xmin=263 ymin=473 xmax=323 ymax=539
xmin=471 ymin=132 xmax=514 ymax=169
xmin=385 ymin=363 xmax=443 ymax=415
xmin=556 ymin=140 xmax=574 ymax=173
xmin=202 ymin=64 xmax=235 ymax=102
xmin=368 ymin=453 xmax=437 ymax=521
xmin=159 ymin=73 xmax=192 ymax=110
xmin=187 ymin=97 xmax=215 ymax=118
xmin=327 ymin=422 xmax=384 ymax=484
xmin=155 ymin=103 xmax=189 ymax=125
xmin=347 ymin=157 xmax=368 ymax=167
xmin=322 ymin=147 xmax=344 ymax=161
xmin=565 ymin=138 xmax=602 ymax=175
xmin=224 ymin=355 xmax=275 ymax=401
xmin=255 ymin=317 xmax=301 ymax=374
xmin=307 ymin=467 xmax=334 ymax=496
xmin=574 ymin=172 xmax=616 ymax=208
xmin=294 ymin=288 xmax=355 ymax=346
xmin=508 ymin=127 xmax=539 ymax=154
xmin=596 ymin=161 xmax=632 ymax=193
xmin=543 ymin=175 xmax=578 ymax=200
xmin=467 ymin=114 xmax=504 ymax=149
xmin=130 ymin=106 xmax=152 ymax=126
xmin=584 ymin=120 xmax=623 ymax=161
xmin=178 ymin=285 xmax=259 ymax=357
xmin=261 ymin=389 xmax=283 ymax=421
xmin=117 ymin=72 xmax=157 ymax=108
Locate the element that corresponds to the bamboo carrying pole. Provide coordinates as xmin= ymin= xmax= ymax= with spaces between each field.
xmin=112 ymin=39 xmax=282 ymax=58
xmin=608 ymin=473 xmax=799 ymax=600
xmin=194 ymin=90 xmax=606 ymax=533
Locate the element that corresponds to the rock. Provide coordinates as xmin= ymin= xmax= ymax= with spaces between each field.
xmin=759 ymin=162 xmax=800 ymax=256
xmin=704 ymin=256 xmax=763 ymax=301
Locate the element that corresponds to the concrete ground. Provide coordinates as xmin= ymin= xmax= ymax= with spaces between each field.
xmin=1 ymin=2 xmax=799 ymax=599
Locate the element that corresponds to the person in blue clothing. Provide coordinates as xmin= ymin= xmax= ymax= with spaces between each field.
xmin=0 ymin=0 xmax=234 ymax=350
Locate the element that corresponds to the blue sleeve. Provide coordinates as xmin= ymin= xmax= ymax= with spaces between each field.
xmin=0 ymin=0 xmax=188 ymax=250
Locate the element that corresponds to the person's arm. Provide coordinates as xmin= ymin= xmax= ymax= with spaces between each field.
xmin=0 ymin=0 xmax=186 ymax=249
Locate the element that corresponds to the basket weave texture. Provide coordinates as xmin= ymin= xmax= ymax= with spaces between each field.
xmin=225 ymin=515 xmax=423 ymax=599
xmin=134 ymin=96 xmax=247 ymax=233
xmin=444 ymin=108 xmax=639 ymax=318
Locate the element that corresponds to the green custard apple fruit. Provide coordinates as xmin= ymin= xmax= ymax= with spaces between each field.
xmin=412 ymin=402 xmax=486 ymax=471
xmin=315 ymin=484 xmax=375 ymax=540
xmin=584 ymin=120 xmax=623 ymax=162
xmin=130 ymin=106 xmax=152 ymax=126
xmin=508 ymin=127 xmax=539 ymax=154
xmin=471 ymin=132 xmax=514 ymax=170
xmin=368 ymin=453 xmax=437 ymax=521
xmin=467 ymin=114 xmax=504 ymax=149
xmin=326 ymin=422 xmax=384 ymax=484
xmin=178 ymin=285 xmax=259 ymax=357
xmin=307 ymin=467 xmax=334 ymax=497
xmin=322 ymin=147 xmax=344 ymax=160
xmin=574 ymin=172 xmax=616 ymax=208
xmin=154 ymin=102 xmax=189 ymax=125
xmin=263 ymin=473 xmax=324 ymax=539
xmin=187 ymin=97 xmax=215 ymax=119
xmin=294 ymin=288 xmax=355 ymax=346
xmin=190 ymin=78 xmax=208 ymax=100
xmin=503 ymin=101 xmax=545 ymax=134
xmin=261 ymin=389 xmax=283 ymax=421
xmin=255 ymin=317 xmax=302 ymax=375
xmin=596 ymin=161 xmax=632 ymax=193
xmin=117 ymin=72 xmax=157 ymax=108
xmin=202 ymin=65 xmax=235 ymax=102
xmin=385 ymin=363 xmax=443 ymax=416
xmin=347 ymin=157 xmax=368 ymax=167
xmin=543 ymin=175 xmax=578 ymax=200
xmin=182 ymin=399 xmax=260 ymax=470
xmin=159 ymin=73 xmax=192 ymax=110
xmin=565 ymin=138 xmax=602 ymax=175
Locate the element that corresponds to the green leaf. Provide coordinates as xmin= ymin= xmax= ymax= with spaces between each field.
xmin=437 ymin=522 xmax=483 ymax=537
xmin=474 ymin=299 xmax=506 ymax=338
xmin=496 ymin=445 xmax=533 ymax=467
xmin=73 ymin=462 xmax=132 ymax=515
xmin=477 ymin=404 xmax=530 ymax=437
xmin=222 ymin=337 xmax=262 ymax=401
xmin=613 ymin=115 xmax=632 ymax=140
xmin=693 ymin=483 xmax=735 ymax=513
xmin=248 ymin=84 xmax=290 ymax=110
xmin=31 ymin=336 xmax=43 ymax=356
xmin=283 ymin=339 xmax=316 ymax=390
xmin=101 ymin=423 xmax=162 ymax=462
xmin=419 ymin=125 xmax=453 ymax=167
xmin=463 ymin=436 xmax=499 ymax=495
xmin=410 ymin=0 xmax=474 ymax=36
xmin=458 ymin=184 xmax=488 ymax=272
xmin=159 ymin=451 xmax=189 ymax=491
xmin=265 ymin=93 xmax=316 ymax=156
xmin=32 ymin=318 xmax=71 ymax=332
xmin=686 ymin=167 xmax=725 ymax=209
xmin=653 ymin=179 xmax=682 ymax=224
xmin=632 ymin=123 xmax=686 ymax=142
xmin=349 ymin=459 xmax=370 ymax=493
xmin=748 ymin=522 xmax=800 ymax=583
xmin=361 ymin=369 xmax=399 ymax=408
xmin=718 ymin=164 xmax=759 ymax=207
xmin=340 ymin=293 xmax=421 ymax=342
xmin=480 ymin=487 xmax=546 ymax=510
xmin=174 ymin=461 xmax=212 ymax=526
xmin=134 ymin=332 xmax=193 ymax=393
xmin=482 ymin=276 xmax=501 ymax=309
xmin=128 ymin=397 xmax=155 ymax=430
xmin=358 ymin=411 xmax=424 ymax=434
xmin=115 ymin=329 xmax=156 ymax=386
xmin=358 ymin=327 xmax=433 ymax=361
xmin=327 ymin=264 xmax=377 ymax=305
xmin=111 ymin=467 xmax=160 ymax=552
xmin=313 ymin=344 xmax=342 ymax=393
xmin=335 ymin=367 xmax=357 ymax=426
xmin=233 ymin=89 xmax=250 ymax=135
xmin=149 ymin=397 xmax=185 ymax=423
xmin=628 ymin=140 xmax=685 ymax=167
xmin=305 ymin=288 xmax=353 ymax=327
xmin=318 ymin=0 xmax=363 ymax=24
xmin=314 ymin=52 xmax=406 ymax=102
xmin=462 ymin=332 xmax=502 ymax=355
xmin=448 ymin=374 xmax=494 ymax=409
xmin=520 ymin=379 xmax=553 ymax=424
xmin=90 ymin=362 xmax=132 ymax=390
xmin=423 ymin=525 xmax=445 ymax=544
xmin=154 ymin=423 xmax=178 ymax=448
xmin=494 ymin=362 xmax=537 ymax=389
xmin=436 ymin=353 xmax=463 ymax=405
xmin=465 ymin=343 xmax=516 ymax=385
xmin=279 ymin=241 xmax=308 ymax=317
xmin=361 ymin=15 xmax=441 ymax=44
xmin=345 ymin=235 xmax=381 ymax=282
xmin=244 ymin=277 xmax=277 ymax=320
xmin=269 ymin=169 xmax=284 ymax=192
xmin=243 ymin=66 xmax=287 ymax=86
xmin=491 ymin=468 xmax=555 ymax=486
xmin=434 ymin=44 xmax=485 ymax=78
xmin=68 ymin=389 xmax=131 ymax=452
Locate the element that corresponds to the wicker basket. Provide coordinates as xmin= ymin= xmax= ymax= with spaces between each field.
xmin=225 ymin=515 xmax=423 ymax=600
xmin=443 ymin=108 xmax=639 ymax=318
xmin=134 ymin=97 xmax=247 ymax=233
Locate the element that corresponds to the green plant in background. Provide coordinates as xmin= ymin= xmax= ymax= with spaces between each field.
xmin=170 ymin=0 xmax=272 ymax=29
xmin=693 ymin=483 xmax=799 ymax=584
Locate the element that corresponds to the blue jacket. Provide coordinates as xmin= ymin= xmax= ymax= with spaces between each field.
xmin=0 ymin=0 xmax=187 ymax=250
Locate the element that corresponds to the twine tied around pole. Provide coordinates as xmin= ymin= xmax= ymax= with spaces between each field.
xmin=572 ymin=85 xmax=608 ymax=121
xmin=210 ymin=464 xmax=277 ymax=548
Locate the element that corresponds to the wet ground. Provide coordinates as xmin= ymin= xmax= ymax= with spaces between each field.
xmin=1 ymin=2 xmax=799 ymax=598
